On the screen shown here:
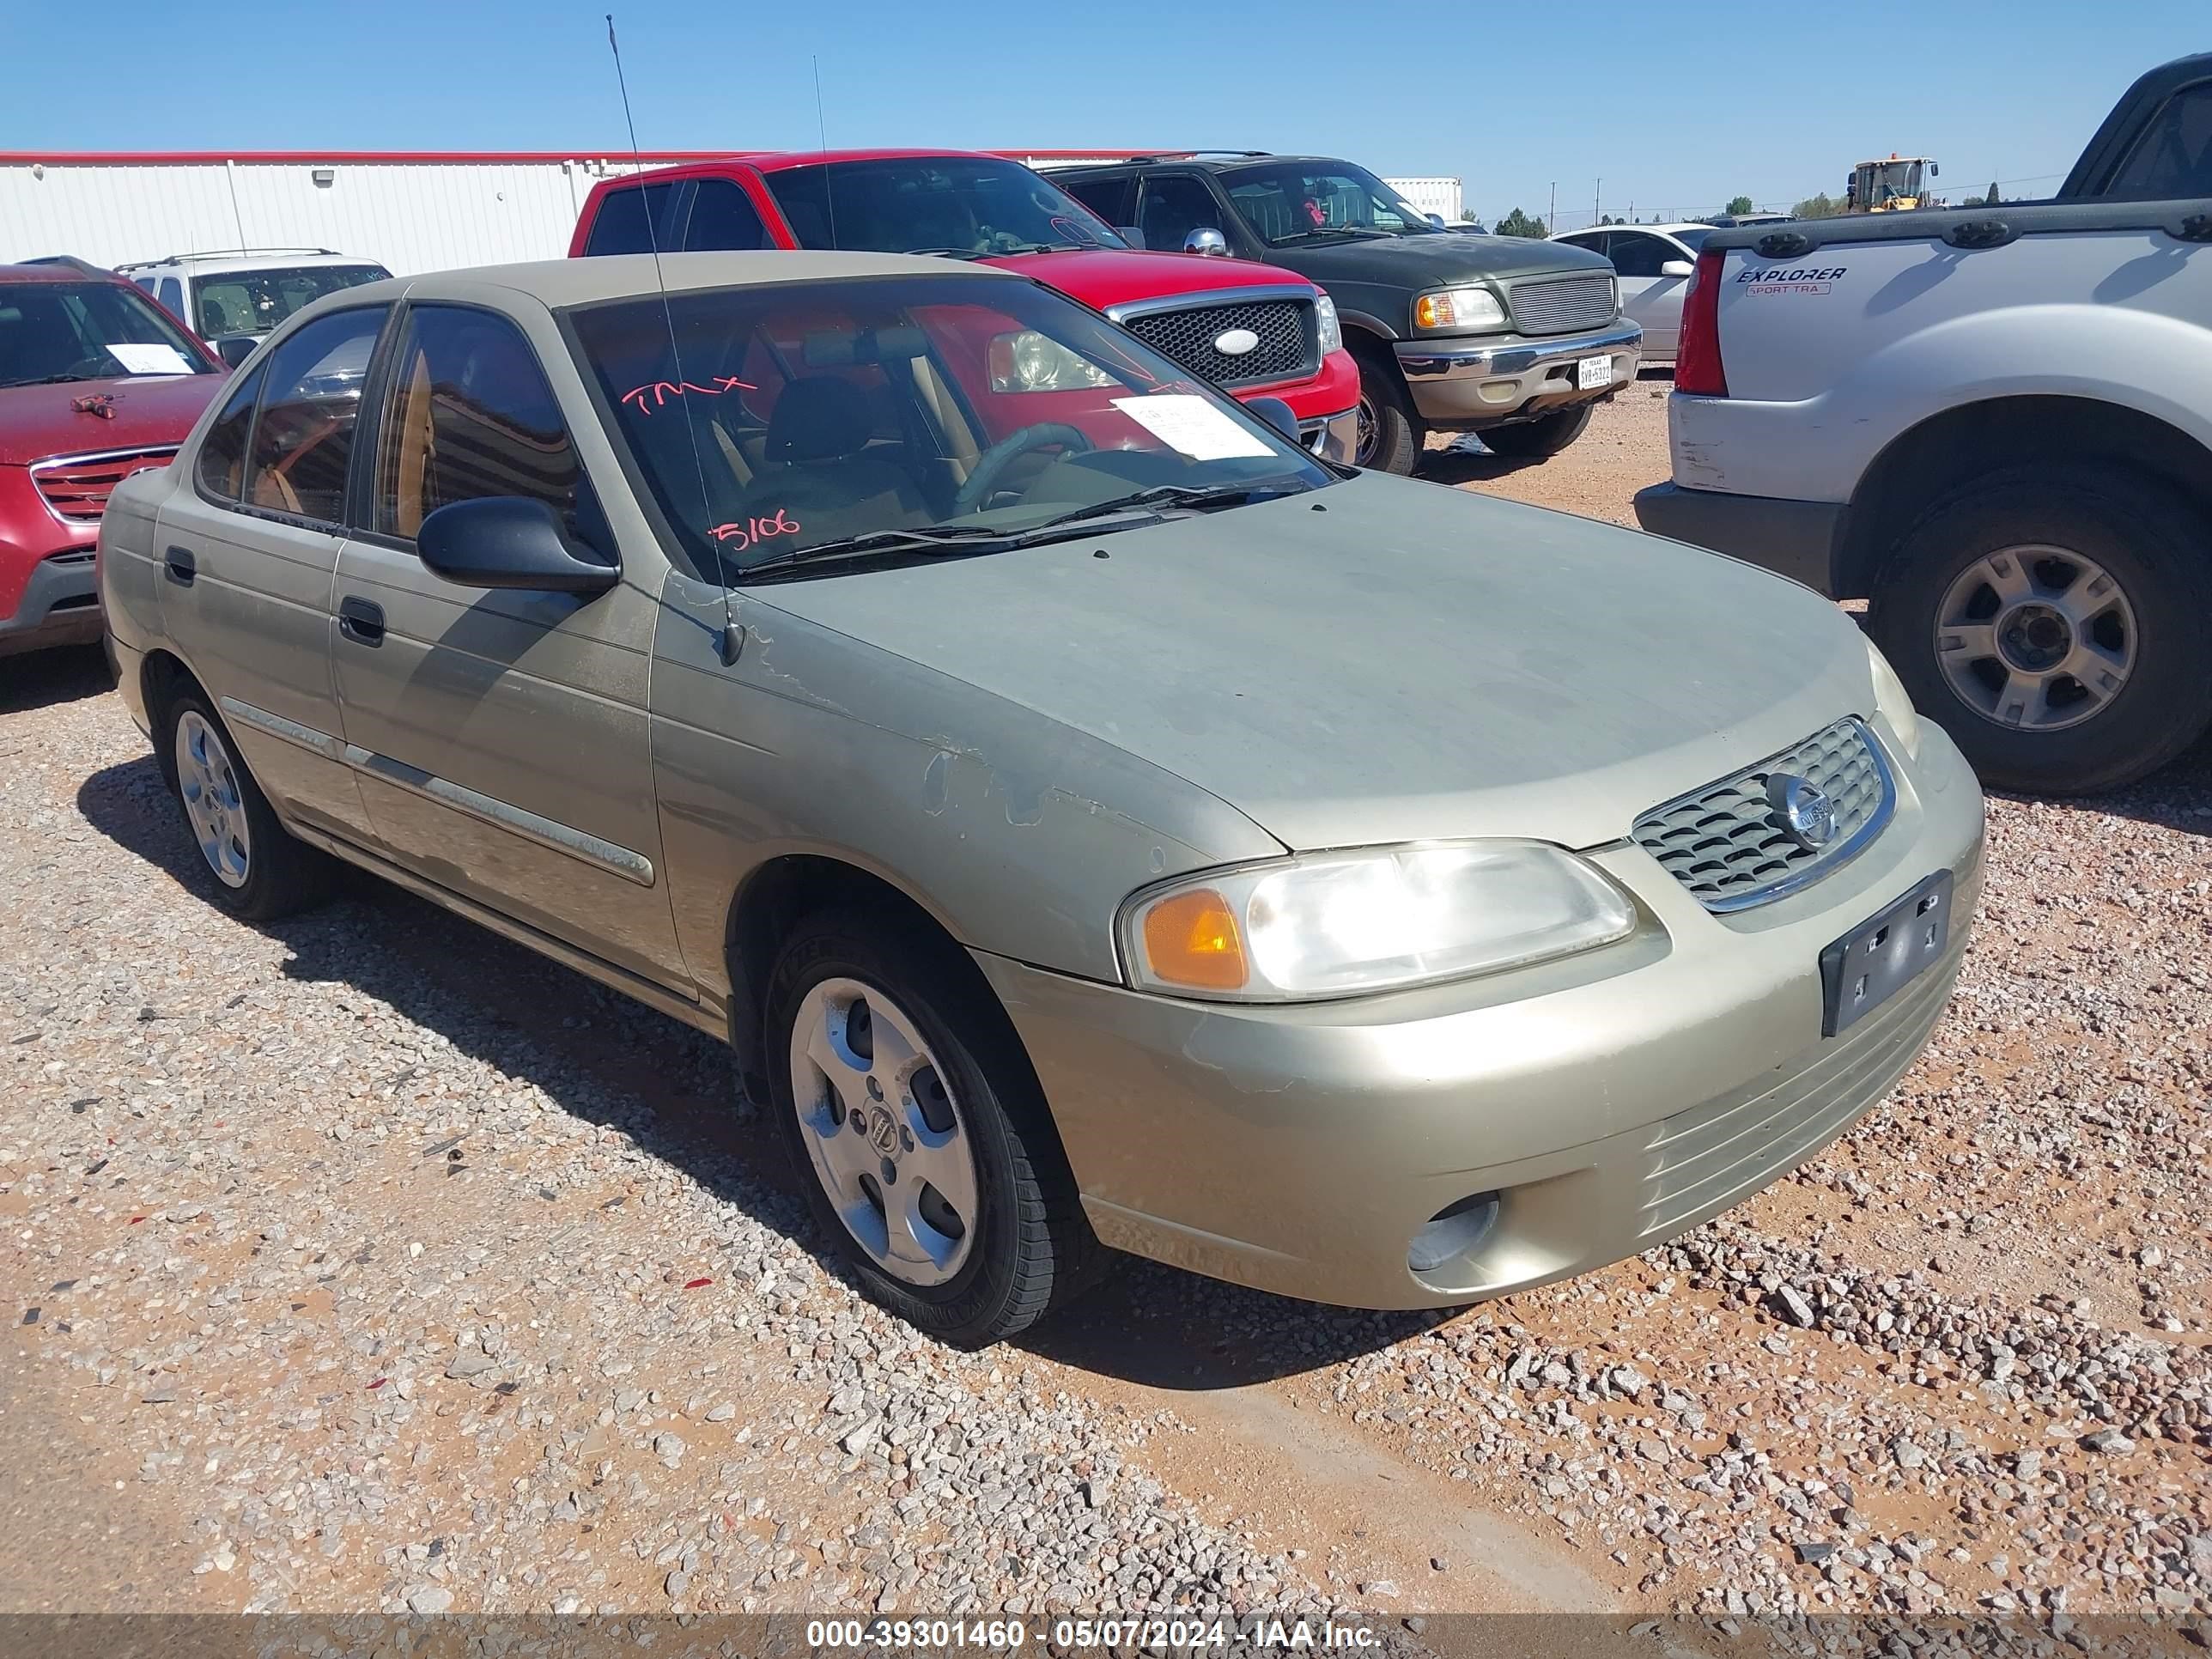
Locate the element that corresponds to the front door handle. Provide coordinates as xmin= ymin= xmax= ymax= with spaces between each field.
xmin=337 ymin=595 xmax=386 ymax=647
xmin=163 ymin=545 xmax=196 ymax=586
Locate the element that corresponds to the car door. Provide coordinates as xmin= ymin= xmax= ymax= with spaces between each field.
xmin=153 ymin=305 xmax=388 ymax=842
xmin=1136 ymin=173 xmax=1237 ymax=257
xmin=329 ymin=295 xmax=691 ymax=992
xmin=1601 ymin=232 xmax=1691 ymax=359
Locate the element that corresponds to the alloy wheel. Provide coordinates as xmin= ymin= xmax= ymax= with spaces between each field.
xmin=175 ymin=710 xmax=252 ymax=888
xmin=1353 ymin=391 xmax=1377 ymax=467
xmin=1933 ymin=544 xmax=2137 ymax=732
xmin=787 ymin=976 xmax=978 ymax=1287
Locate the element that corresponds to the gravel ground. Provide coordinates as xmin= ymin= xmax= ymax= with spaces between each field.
xmin=3 ymin=386 xmax=2209 ymax=1626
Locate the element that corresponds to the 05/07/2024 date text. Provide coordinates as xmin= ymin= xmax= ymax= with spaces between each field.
xmin=806 ymin=1617 xmax=1387 ymax=1650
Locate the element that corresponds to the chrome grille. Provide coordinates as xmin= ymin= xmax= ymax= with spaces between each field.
xmin=1506 ymin=274 xmax=1616 ymax=335
xmin=1633 ymin=719 xmax=1893 ymax=912
xmin=30 ymin=447 xmax=177 ymax=523
xmin=1120 ymin=298 xmax=1315 ymax=388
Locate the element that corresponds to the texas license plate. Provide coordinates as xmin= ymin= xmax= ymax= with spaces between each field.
xmin=1577 ymin=355 xmax=1613 ymax=391
xmin=1820 ymin=870 xmax=1953 ymax=1037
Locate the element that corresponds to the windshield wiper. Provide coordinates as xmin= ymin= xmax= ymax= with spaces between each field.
xmin=1273 ymin=227 xmax=1392 ymax=245
xmin=738 ymin=524 xmax=1024 ymax=575
xmin=1028 ymin=479 xmax=1310 ymax=529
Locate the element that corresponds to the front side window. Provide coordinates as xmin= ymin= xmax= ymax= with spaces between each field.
xmin=196 ymin=364 xmax=267 ymax=502
xmin=762 ymin=158 xmax=1126 ymax=258
xmin=568 ymin=272 xmax=1329 ymax=579
xmin=1606 ymin=234 xmax=1671 ymax=278
xmin=242 ymin=307 xmax=387 ymax=522
xmin=1136 ymin=175 xmax=1225 ymax=253
xmin=2106 ymin=81 xmax=2212 ymax=199
xmin=1218 ymin=161 xmax=1441 ymax=246
xmin=192 ymin=264 xmax=389 ymax=341
xmin=373 ymin=305 xmax=581 ymax=540
xmin=0 ymin=281 xmax=216 ymax=388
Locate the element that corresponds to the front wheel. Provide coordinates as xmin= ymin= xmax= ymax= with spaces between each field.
xmin=765 ymin=910 xmax=1100 ymax=1345
xmin=1477 ymin=404 xmax=1595 ymax=459
xmin=1353 ymin=352 xmax=1422 ymax=474
xmin=1866 ymin=469 xmax=2212 ymax=795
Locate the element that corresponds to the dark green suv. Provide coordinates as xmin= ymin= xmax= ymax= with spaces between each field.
xmin=1055 ymin=155 xmax=1639 ymax=472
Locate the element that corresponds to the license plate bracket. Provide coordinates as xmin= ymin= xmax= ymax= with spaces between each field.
xmin=1820 ymin=870 xmax=1953 ymax=1037
xmin=1577 ymin=355 xmax=1613 ymax=391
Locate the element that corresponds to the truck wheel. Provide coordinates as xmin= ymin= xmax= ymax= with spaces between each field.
xmin=1867 ymin=470 xmax=2212 ymax=795
xmin=765 ymin=908 xmax=1103 ymax=1346
xmin=163 ymin=688 xmax=334 ymax=921
xmin=1479 ymin=404 xmax=1595 ymax=459
xmin=1353 ymin=351 xmax=1422 ymax=474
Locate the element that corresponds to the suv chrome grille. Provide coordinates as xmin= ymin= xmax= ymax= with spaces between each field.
xmin=1119 ymin=298 xmax=1315 ymax=388
xmin=1506 ymin=274 xmax=1616 ymax=335
xmin=1633 ymin=719 xmax=1893 ymax=912
xmin=30 ymin=447 xmax=177 ymax=523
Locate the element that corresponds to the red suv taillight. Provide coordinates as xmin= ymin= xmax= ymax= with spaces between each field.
xmin=1674 ymin=247 xmax=1728 ymax=397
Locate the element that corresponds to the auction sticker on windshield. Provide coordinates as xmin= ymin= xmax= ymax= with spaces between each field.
xmin=106 ymin=343 xmax=195 ymax=375
xmin=1111 ymin=395 xmax=1273 ymax=461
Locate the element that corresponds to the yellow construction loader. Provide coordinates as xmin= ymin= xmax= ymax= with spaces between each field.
xmin=1846 ymin=155 xmax=1940 ymax=212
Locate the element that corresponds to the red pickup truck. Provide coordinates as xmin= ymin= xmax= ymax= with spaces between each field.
xmin=568 ymin=150 xmax=1360 ymax=461
xmin=1 ymin=260 xmax=228 ymax=658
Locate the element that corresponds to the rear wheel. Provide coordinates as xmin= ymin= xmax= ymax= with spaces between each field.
xmin=1478 ymin=404 xmax=1595 ymax=459
xmin=765 ymin=909 xmax=1101 ymax=1345
xmin=1353 ymin=350 xmax=1422 ymax=474
xmin=162 ymin=689 xmax=333 ymax=920
xmin=1866 ymin=469 xmax=2212 ymax=794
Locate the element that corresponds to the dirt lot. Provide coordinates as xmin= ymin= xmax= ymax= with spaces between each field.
xmin=4 ymin=386 xmax=2209 ymax=1625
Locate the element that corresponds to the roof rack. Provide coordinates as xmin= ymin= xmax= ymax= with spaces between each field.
xmin=19 ymin=254 xmax=111 ymax=275
xmin=115 ymin=246 xmax=340 ymax=270
xmin=1121 ymin=149 xmax=1271 ymax=165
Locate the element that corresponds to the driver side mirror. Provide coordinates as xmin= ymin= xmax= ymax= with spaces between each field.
xmin=1244 ymin=396 xmax=1300 ymax=442
xmin=1660 ymin=259 xmax=1695 ymax=279
xmin=1182 ymin=228 xmax=1230 ymax=257
xmin=417 ymin=495 xmax=620 ymax=595
xmin=1426 ymin=213 xmax=1448 ymax=229
xmin=216 ymin=336 xmax=256 ymax=368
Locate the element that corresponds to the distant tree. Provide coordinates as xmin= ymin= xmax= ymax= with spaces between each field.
xmin=1791 ymin=192 xmax=1844 ymax=219
xmin=1458 ymin=209 xmax=1480 ymax=222
xmin=1495 ymin=207 xmax=1548 ymax=238
xmin=1984 ymin=181 xmax=2002 ymax=205
xmin=1724 ymin=194 xmax=1756 ymax=216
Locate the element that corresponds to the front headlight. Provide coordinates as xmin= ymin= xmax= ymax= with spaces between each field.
xmin=1412 ymin=285 xmax=1505 ymax=331
xmin=1865 ymin=635 xmax=1922 ymax=760
xmin=988 ymin=330 xmax=1115 ymax=392
xmin=1314 ymin=292 xmax=1343 ymax=355
xmin=1118 ymin=841 xmax=1637 ymax=1003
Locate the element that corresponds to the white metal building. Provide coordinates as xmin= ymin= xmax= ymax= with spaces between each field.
xmin=0 ymin=150 xmax=1464 ymax=273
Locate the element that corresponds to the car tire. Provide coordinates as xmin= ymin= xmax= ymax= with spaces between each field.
xmin=765 ymin=908 xmax=1102 ymax=1346
xmin=1353 ymin=349 xmax=1422 ymax=475
xmin=1478 ymin=404 xmax=1595 ymax=459
xmin=1866 ymin=468 xmax=2212 ymax=795
xmin=161 ymin=688 xmax=333 ymax=921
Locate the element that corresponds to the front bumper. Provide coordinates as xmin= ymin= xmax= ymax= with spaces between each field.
xmin=977 ymin=719 xmax=1984 ymax=1310
xmin=0 ymin=549 xmax=103 ymax=657
xmin=1298 ymin=408 xmax=1358 ymax=465
xmin=1634 ymin=482 xmax=1847 ymax=596
xmin=1395 ymin=320 xmax=1643 ymax=428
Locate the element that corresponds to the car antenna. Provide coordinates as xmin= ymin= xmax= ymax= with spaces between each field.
xmin=812 ymin=55 xmax=839 ymax=249
xmin=605 ymin=12 xmax=744 ymax=666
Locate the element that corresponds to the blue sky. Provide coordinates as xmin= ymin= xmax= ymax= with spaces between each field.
xmin=3 ymin=2 xmax=2203 ymax=228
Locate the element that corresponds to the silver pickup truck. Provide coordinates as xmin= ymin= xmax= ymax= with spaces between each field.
xmin=1636 ymin=52 xmax=2212 ymax=794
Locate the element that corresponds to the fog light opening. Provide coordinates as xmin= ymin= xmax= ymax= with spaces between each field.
xmin=1408 ymin=1191 xmax=1501 ymax=1275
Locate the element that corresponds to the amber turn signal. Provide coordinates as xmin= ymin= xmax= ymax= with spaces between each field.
xmin=1139 ymin=888 xmax=1248 ymax=991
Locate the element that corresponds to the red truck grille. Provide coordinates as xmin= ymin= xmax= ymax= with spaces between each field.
xmin=1115 ymin=296 xmax=1316 ymax=389
xmin=30 ymin=447 xmax=178 ymax=523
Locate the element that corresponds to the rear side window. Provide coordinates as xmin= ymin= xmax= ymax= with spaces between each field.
xmin=2106 ymin=80 xmax=2212 ymax=199
xmin=582 ymin=180 xmax=678 ymax=255
xmin=158 ymin=277 xmax=185 ymax=317
xmin=195 ymin=364 xmax=267 ymax=502
xmin=372 ymin=305 xmax=580 ymax=539
xmin=1061 ymin=174 xmax=1134 ymax=228
xmin=242 ymin=307 xmax=387 ymax=522
xmin=684 ymin=179 xmax=768 ymax=251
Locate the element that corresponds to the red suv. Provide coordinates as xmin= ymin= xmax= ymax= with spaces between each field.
xmin=569 ymin=151 xmax=1360 ymax=460
xmin=1 ymin=260 xmax=228 ymax=658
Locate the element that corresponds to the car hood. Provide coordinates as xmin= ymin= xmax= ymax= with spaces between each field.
xmin=976 ymin=247 xmax=1314 ymax=308
xmin=0 ymin=373 xmax=226 ymax=466
xmin=750 ymin=473 xmax=1876 ymax=853
xmin=1270 ymin=231 xmax=1611 ymax=290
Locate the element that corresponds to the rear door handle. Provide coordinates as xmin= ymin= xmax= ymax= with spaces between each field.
xmin=163 ymin=545 xmax=196 ymax=586
xmin=337 ymin=595 xmax=386 ymax=647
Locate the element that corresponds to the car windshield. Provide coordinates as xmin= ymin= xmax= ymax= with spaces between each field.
xmin=568 ymin=272 xmax=1329 ymax=578
xmin=1218 ymin=161 xmax=1442 ymax=246
xmin=763 ymin=159 xmax=1127 ymax=258
xmin=193 ymin=264 xmax=390 ymax=340
xmin=0 ymin=280 xmax=216 ymax=388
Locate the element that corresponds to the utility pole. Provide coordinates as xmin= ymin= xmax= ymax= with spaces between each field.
xmin=1595 ymin=178 xmax=1601 ymax=227
xmin=1548 ymin=181 xmax=1555 ymax=231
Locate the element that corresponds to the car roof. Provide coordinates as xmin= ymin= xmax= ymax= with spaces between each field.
xmin=118 ymin=250 xmax=381 ymax=274
xmin=609 ymin=149 xmax=1035 ymax=179
xmin=329 ymin=250 xmax=1014 ymax=310
xmin=0 ymin=261 xmax=131 ymax=285
xmin=1053 ymin=154 xmax=1355 ymax=175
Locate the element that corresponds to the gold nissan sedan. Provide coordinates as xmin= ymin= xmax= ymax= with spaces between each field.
xmin=95 ymin=252 xmax=1984 ymax=1343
